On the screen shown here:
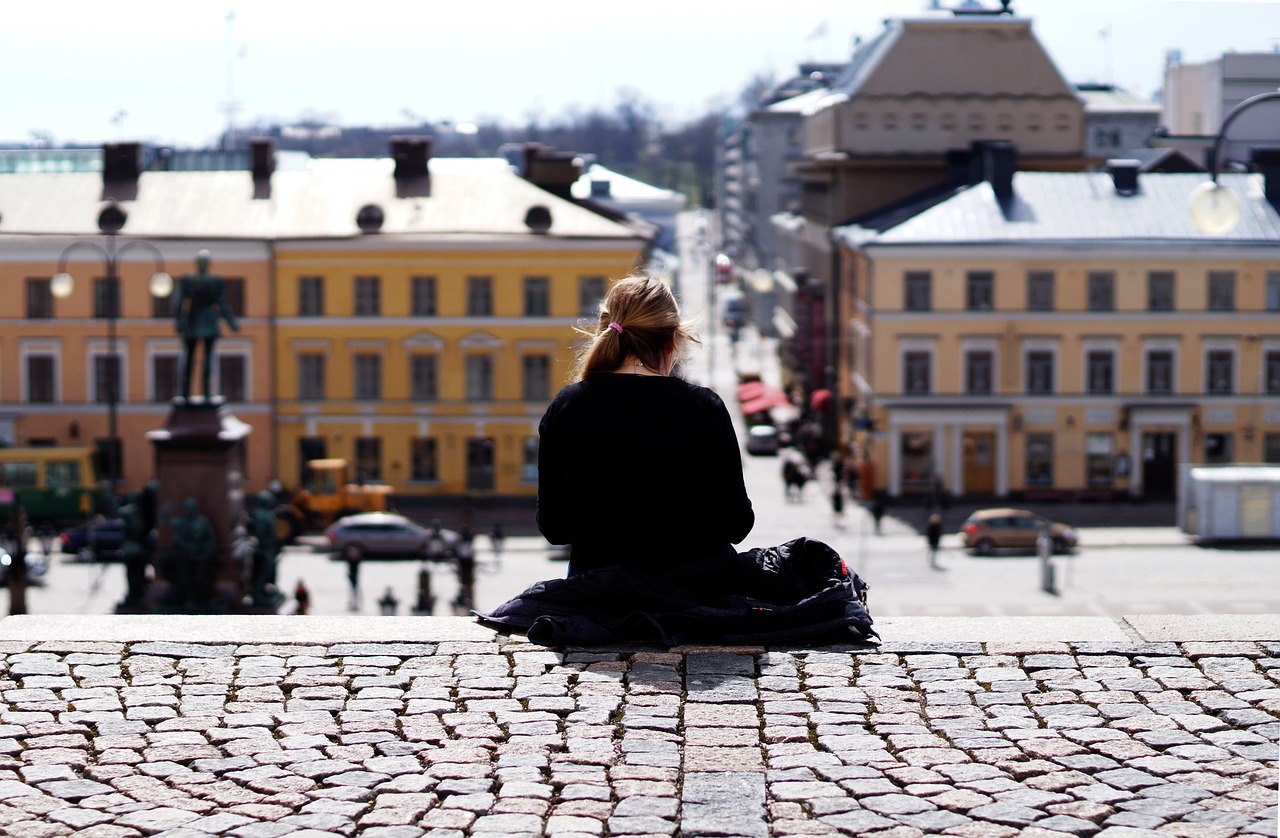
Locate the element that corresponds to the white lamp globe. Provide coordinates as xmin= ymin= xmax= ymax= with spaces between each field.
xmin=148 ymin=271 xmax=173 ymax=299
xmin=1188 ymin=181 xmax=1241 ymax=234
xmin=50 ymin=272 xmax=74 ymax=299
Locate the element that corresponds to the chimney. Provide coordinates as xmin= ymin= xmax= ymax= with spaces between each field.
xmin=522 ymin=143 xmax=583 ymax=200
xmin=1106 ymin=159 xmax=1141 ymax=196
xmin=390 ymin=136 xmax=431 ymax=198
xmin=980 ymin=141 xmax=1017 ymax=202
xmin=251 ymin=138 xmax=276 ymax=181
xmin=101 ymin=142 xmax=142 ymax=200
xmin=1252 ymin=147 xmax=1280 ymax=209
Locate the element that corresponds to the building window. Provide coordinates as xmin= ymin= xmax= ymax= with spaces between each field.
xmin=97 ymin=439 xmax=123 ymax=482
xmin=904 ymin=271 xmax=931 ymax=312
xmin=522 ymin=437 xmax=539 ymax=482
xmin=466 ymin=437 xmax=495 ymax=491
xmin=522 ymin=354 xmax=551 ymax=402
xmin=26 ymin=279 xmax=53 ymax=319
xmin=26 ymin=355 xmax=55 ymax=404
xmin=1267 ymin=351 xmax=1280 ymax=395
xmin=298 ymin=353 xmax=326 ymax=400
xmin=1027 ymin=271 xmax=1054 ymax=311
xmin=1206 ymin=350 xmax=1233 ymax=395
xmin=1085 ymin=433 xmax=1114 ymax=486
xmin=411 ymin=438 xmax=438 ymax=482
xmin=354 ymin=353 xmax=382 ymax=400
xmin=1267 ymin=272 xmax=1280 ymax=312
xmin=93 ymin=353 xmax=122 ymax=404
xmin=966 ymin=271 xmax=994 ymax=311
xmin=1143 ymin=271 xmax=1173 ymax=312
xmin=1207 ymin=271 xmax=1235 ymax=312
xmin=466 ymin=355 xmax=494 ymax=401
xmin=353 ymin=276 xmax=381 ymax=317
xmin=298 ymin=437 xmax=327 ymax=486
xmin=354 ymin=437 xmax=381 ymax=482
xmin=1146 ymin=350 xmax=1174 ymax=395
xmin=524 ymin=277 xmax=550 ymax=317
xmin=903 ymin=351 xmax=931 ymax=395
xmin=93 ymin=278 xmax=119 ymax=319
xmin=965 ymin=350 xmax=993 ymax=395
xmin=1204 ymin=433 xmax=1233 ymax=465
xmin=1026 ymin=433 xmax=1053 ymax=486
xmin=218 ymin=354 xmax=246 ymax=402
xmin=223 ymin=278 xmax=246 ymax=318
xmin=1026 ymin=350 xmax=1054 ymax=394
xmin=1086 ymin=350 xmax=1114 ymax=395
xmin=580 ymin=276 xmax=606 ymax=317
xmin=152 ymin=290 xmax=173 ymax=319
xmin=410 ymin=355 xmax=438 ymax=401
xmin=152 ymin=354 xmax=179 ymax=403
xmin=1264 ymin=432 xmax=1280 ymax=464
xmin=1087 ymin=271 xmax=1115 ymax=312
xmin=467 ymin=276 xmax=493 ymax=316
xmin=298 ymin=276 xmax=324 ymax=316
xmin=900 ymin=432 xmax=933 ymax=486
xmin=411 ymin=276 xmax=437 ymax=317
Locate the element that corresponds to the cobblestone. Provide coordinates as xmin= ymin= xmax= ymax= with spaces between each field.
xmin=0 ymin=626 xmax=1272 ymax=835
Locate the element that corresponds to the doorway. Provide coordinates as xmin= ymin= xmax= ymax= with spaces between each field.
xmin=1141 ymin=431 xmax=1177 ymax=499
xmin=963 ymin=431 xmax=996 ymax=495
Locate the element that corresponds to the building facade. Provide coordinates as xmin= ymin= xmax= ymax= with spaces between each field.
xmin=0 ymin=143 xmax=650 ymax=501
xmin=842 ymin=167 xmax=1280 ymax=502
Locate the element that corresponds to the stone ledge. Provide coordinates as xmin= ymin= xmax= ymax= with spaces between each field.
xmin=1 ymin=613 xmax=1275 ymax=645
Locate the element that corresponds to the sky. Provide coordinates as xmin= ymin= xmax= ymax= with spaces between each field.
xmin=4 ymin=0 xmax=1279 ymax=148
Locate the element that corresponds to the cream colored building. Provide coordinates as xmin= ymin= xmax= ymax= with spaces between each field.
xmin=841 ymin=165 xmax=1280 ymax=502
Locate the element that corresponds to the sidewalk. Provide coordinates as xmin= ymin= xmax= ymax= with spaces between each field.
xmin=0 ymin=614 xmax=1274 ymax=837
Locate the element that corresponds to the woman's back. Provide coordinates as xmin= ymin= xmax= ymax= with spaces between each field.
xmin=537 ymin=373 xmax=754 ymax=574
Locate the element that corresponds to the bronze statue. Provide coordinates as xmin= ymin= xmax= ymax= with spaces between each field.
xmin=173 ymin=250 xmax=239 ymax=401
xmin=118 ymin=492 xmax=152 ymax=608
xmin=249 ymin=491 xmax=283 ymax=607
xmin=160 ymin=497 xmax=217 ymax=609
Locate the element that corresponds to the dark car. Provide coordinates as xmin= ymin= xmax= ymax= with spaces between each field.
xmin=60 ymin=517 xmax=127 ymax=563
xmin=960 ymin=508 xmax=1079 ymax=556
xmin=324 ymin=512 xmax=458 ymax=561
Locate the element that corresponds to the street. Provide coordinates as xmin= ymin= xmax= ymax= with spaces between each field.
xmin=11 ymin=208 xmax=1278 ymax=620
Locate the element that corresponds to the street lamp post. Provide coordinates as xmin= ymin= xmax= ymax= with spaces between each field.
xmin=1187 ymin=88 xmax=1280 ymax=233
xmin=50 ymin=201 xmax=171 ymax=515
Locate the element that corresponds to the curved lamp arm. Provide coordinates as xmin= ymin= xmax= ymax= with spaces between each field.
xmin=1188 ymin=88 xmax=1280 ymax=234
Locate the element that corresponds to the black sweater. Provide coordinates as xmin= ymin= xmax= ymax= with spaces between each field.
xmin=536 ymin=373 xmax=755 ymax=574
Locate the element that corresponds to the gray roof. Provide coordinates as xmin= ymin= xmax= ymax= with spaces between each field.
xmin=0 ymin=157 xmax=644 ymax=241
xmin=864 ymin=172 xmax=1280 ymax=247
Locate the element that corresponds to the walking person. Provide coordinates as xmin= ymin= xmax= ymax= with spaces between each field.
xmin=871 ymin=492 xmax=887 ymax=535
xmin=925 ymin=513 xmax=943 ymax=569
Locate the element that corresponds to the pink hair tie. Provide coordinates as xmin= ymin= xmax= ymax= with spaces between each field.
xmin=608 ymin=322 xmax=623 ymax=334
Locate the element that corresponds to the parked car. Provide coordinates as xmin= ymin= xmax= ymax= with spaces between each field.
xmin=324 ymin=512 xmax=458 ymax=561
xmin=960 ymin=508 xmax=1078 ymax=556
xmin=745 ymin=424 xmax=782 ymax=456
xmin=60 ymin=517 xmax=126 ymax=563
xmin=0 ymin=546 xmax=48 ymax=586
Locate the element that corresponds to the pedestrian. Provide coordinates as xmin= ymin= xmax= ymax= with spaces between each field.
xmin=293 ymin=580 xmax=310 ymax=615
xmin=871 ymin=493 xmax=887 ymax=535
xmin=345 ymin=552 xmax=361 ymax=611
xmin=925 ymin=513 xmax=942 ymax=569
xmin=489 ymin=522 xmax=505 ymax=559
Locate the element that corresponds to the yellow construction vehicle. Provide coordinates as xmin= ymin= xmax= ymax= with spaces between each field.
xmin=274 ymin=459 xmax=393 ymax=543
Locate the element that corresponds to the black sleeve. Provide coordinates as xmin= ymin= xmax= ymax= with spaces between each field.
xmin=535 ymin=398 xmax=571 ymax=545
xmin=707 ymin=393 xmax=755 ymax=545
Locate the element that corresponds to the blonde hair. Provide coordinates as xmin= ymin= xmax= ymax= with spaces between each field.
xmin=570 ymin=275 xmax=698 ymax=382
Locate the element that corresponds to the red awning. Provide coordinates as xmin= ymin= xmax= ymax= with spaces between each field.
xmin=741 ymin=386 xmax=791 ymax=415
xmin=737 ymin=381 xmax=766 ymax=401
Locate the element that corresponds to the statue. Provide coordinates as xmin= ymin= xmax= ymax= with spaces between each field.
xmin=159 ymin=497 xmax=217 ymax=609
xmin=118 ymin=492 xmax=153 ymax=608
xmin=173 ymin=250 xmax=239 ymax=402
xmin=249 ymin=491 xmax=283 ymax=607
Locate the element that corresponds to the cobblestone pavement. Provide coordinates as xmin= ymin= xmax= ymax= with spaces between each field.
xmin=0 ymin=623 xmax=1275 ymax=837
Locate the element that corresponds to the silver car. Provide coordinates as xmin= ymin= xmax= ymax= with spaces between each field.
xmin=324 ymin=512 xmax=456 ymax=561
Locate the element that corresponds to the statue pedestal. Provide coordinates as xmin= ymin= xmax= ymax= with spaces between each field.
xmin=143 ymin=398 xmax=266 ymax=613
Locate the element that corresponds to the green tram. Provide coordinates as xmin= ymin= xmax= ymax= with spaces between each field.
xmin=0 ymin=446 xmax=103 ymax=530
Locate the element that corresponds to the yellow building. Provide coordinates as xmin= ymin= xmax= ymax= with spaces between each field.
xmin=0 ymin=142 xmax=649 ymax=501
xmin=841 ymin=163 xmax=1280 ymax=502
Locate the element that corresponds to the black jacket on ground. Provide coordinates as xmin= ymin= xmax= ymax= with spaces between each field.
xmin=536 ymin=373 xmax=754 ymax=575
xmin=476 ymin=537 xmax=875 ymax=647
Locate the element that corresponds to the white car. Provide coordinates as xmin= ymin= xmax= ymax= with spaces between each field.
xmin=745 ymin=425 xmax=781 ymax=456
